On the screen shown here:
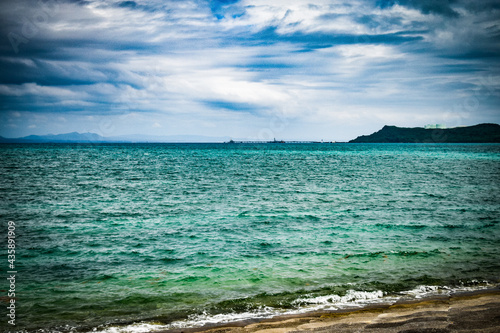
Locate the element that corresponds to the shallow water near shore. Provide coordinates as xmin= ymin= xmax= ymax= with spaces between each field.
xmin=1 ymin=143 xmax=499 ymax=333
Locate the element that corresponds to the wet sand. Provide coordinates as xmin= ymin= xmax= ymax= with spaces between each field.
xmin=162 ymin=288 xmax=500 ymax=333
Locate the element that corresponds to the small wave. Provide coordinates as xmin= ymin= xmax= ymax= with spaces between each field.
xmin=86 ymin=282 xmax=497 ymax=333
xmin=258 ymin=242 xmax=280 ymax=248
xmin=160 ymin=257 xmax=183 ymax=263
xmin=374 ymin=223 xmax=428 ymax=230
xmin=400 ymin=281 xmax=493 ymax=299
xmin=477 ymin=223 xmax=498 ymax=229
xmin=340 ymin=249 xmax=441 ymax=259
xmin=443 ymin=224 xmax=465 ymax=229
xmin=390 ymin=249 xmax=442 ymax=258
xmin=168 ymin=306 xmax=277 ymax=329
xmin=293 ymin=289 xmax=388 ymax=309
xmin=91 ymin=322 xmax=170 ymax=333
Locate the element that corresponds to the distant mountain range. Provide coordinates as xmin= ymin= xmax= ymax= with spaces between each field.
xmin=349 ymin=123 xmax=500 ymax=143
xmin=0 ymin=132 xmax=105 ymax=143
xmin=0 ymin=132 xmax=232 ymax=143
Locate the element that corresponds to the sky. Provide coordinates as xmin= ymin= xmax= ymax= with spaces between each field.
xmin=0 ymin=0 xmax=499 ymax=141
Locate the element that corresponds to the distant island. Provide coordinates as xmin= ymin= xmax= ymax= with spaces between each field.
xmin=0 ymin=132 xmax=233 ymax=143
xmin=349 ymin=123 xmax=500 ymax=143
xmin=0 ymin=132 xmax=106 ymax=143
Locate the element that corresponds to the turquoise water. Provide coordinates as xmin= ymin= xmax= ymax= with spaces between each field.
xmin=1 ymin=143 xmax=499 ymax=332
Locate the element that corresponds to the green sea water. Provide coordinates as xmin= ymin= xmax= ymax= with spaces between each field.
xmin=1 ymin=143 xmax=499 ymax=333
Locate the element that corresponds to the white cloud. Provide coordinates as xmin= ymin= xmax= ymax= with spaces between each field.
xmin=0 ymin=83 xmax=82 ymax=98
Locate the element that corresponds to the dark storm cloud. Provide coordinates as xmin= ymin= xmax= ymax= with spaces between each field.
xmin=376 ymin=0 xmax=459 ymax=17
xmin=248 ymin=27 xmax=424 ymax=50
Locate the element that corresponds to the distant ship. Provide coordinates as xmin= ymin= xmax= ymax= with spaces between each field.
xmin=268 ymin=138 xmax=285 ymax=143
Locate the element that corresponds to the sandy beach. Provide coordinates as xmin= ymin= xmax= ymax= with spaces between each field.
xmin=163 ymin=288 xmax=500 ymax=333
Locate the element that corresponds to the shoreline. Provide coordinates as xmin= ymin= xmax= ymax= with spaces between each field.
xmin=158 ymin=288 xmax=500 ymax=333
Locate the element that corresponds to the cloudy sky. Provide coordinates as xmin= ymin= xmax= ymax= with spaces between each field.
xmin=1 ymin=0 xmax=499 ymax=141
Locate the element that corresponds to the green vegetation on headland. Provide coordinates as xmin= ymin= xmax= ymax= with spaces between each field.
xmin=349 ymin=123 xmax=500 ymax=143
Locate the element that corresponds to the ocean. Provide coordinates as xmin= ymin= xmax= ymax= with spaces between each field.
xmin=1 ymin=143 xmax=499 ymax=333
